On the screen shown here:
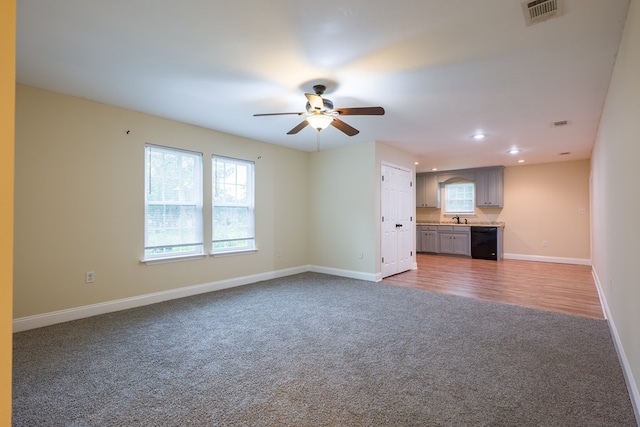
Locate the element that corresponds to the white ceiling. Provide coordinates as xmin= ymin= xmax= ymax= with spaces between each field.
xmin=16 ymin=0 xmax=629 ymax=172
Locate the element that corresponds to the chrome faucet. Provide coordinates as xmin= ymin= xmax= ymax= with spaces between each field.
xmin=452 ymin=216 xmax=460 ymax=224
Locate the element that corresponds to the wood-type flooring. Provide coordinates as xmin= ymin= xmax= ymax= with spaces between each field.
xmin=382 ymin=253 xmax=604 ymax=319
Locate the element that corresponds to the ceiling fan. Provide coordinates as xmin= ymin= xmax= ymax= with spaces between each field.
xmin=253 ymin=84 xmax=385 ymax=136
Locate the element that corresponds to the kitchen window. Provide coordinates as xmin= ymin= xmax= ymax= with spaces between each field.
xmin=212 ymin=155 xmax=255 ymax=253
xmin=144 ymin=144 xmax=204 ymax=260
xmin=444 ymin=182 xmax=475 ymax=214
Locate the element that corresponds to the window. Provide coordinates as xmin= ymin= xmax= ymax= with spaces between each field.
xmin=144 ymin=145 xmax=203 ymax=260
xmin=444 ymin=182 xmax=475 ymax=214
xmin=212 ymin=155 xmax=255 ymax=253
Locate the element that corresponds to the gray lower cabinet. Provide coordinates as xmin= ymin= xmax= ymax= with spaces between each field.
xmin=437 ymin=226 xmax=471 ymax=256
xmin=417 ymin=225 xmax=473 ymax=256
xmin=419 ymin=226 xmax=438 ymax=253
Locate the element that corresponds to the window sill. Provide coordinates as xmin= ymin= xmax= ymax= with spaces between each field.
xmin=210 ymin=248 xmax=258 ymax=257
xmin=141 ymin=254 xmax=207 ymax=265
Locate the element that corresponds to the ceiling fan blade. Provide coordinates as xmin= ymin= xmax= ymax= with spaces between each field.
xmin=287 ymin=120 xmax=309 ymax=135
xmin=335 ymin=106 xmax=385 ymax=116
xmin=331 ymin=118 xmax=359 ymax=136
xmin=253 ymin=112 xmax=304 ymax=117
xmin=305 ymin=93 xmax=324 ymax=111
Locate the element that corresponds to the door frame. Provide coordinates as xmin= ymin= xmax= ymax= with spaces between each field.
xmin=380 ymin=161 xmax=416 ymax=279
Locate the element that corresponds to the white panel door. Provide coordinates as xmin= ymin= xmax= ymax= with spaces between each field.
xmin=396 ymin=167 xmax=413 ymax=273
xmin=381 ymin=164 xmax=398 ymax=277
xmin=381 ymin=164 xmax=414 ymax=278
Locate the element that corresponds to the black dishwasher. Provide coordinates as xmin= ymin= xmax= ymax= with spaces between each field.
xmin=471 ymin=227 xmax=498 ymax=260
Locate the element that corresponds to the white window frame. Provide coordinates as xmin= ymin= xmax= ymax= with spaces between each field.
xmin=144 ymin=144 xmax=204 ymax=261
xmin=444 ymin=181 xmax=475 ymax=215
xmin=212 ymin=155 xmax=256 ymax=254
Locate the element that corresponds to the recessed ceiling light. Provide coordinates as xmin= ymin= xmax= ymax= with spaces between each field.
xmin=431 ymin=168 xmax=438 ymax=171
xmin=559 ymin=152 xmax=571 ymax=156
xmin=472 ymin=133 xmax=486 ymax=140
xmin=518 ymin=159 xmax=525 ymax=163
xmin=508 ymin=149 xmax=520 ymax=154
xmin=415 ymin=162 xmax=419 ymax=165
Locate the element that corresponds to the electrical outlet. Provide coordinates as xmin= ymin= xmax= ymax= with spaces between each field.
xmin=358 ymin=251 xmax=363 ymax=259
xmin=276 ymin=250 xmax=282 ymax=258
xmin=578 ymin=208 xmax=586 ymax=214
xmin=542 ymin=241 xmax=549 ymax=247
xmin=85 ymin=271 xmax=95 ymax=283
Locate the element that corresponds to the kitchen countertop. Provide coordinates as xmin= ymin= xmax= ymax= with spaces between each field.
xmin=417 ymin=221 xmax=505 ymax=228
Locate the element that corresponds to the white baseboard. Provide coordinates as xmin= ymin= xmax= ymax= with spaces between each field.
xmin=592 ymin=268 xmax=640 ymax=424
xmin=16 ymin=260 xmax=636 ymax=421
xmin=13 ymin=265 xmax=308 ymax=333
xmin=504 ymin=253 xmax=591 ymax=266
xmin=374 ymin=262 xmax=418 ymax=283
xmin=309 ymin=265 xmax=378 ymax=282
xmin=13 ymin=265 xmax=381 ymax=333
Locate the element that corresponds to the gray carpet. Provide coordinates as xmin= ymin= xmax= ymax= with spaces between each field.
xmin=12 ymin=272 xmax=637 ymax=426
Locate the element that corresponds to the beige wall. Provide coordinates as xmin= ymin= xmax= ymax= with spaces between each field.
xmin=591 ymin=0 xmax=640 ymax=412
xmin=1 ymin=0 xmax=15 ymax=423
xmin=11 ymin=1 xmax=639 ymax=418
xmin=307 ymin=140 xmax=416 ymax=277
xmin=501 ymin=161 xmax=590 ymax=261
xmin=417 ymin=160 xmax=591 ymax=262
xmin=14 ymin=86 xmax=417 ymax=319
xmin=14 ymin=85 xmax=309 ymax=318
xmin=309 ymin=141 xmax=377 ymax=275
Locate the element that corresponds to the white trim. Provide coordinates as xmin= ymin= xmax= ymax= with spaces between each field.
xmin=309 ymin=265 xmax=378 ymax=282
xmin=591 ymin=268 xmax=608 ymax=321
xmin=210 ymin=248 xmax=258 ymax=257
xmin=13 ymin=265 xmax=308 ymax=333
xmin=376 ymin=263 xmax=417 ymax=283
xmin=13 ymin=264 xmax=381 ymax=332
xmin=142 ymin=254 xmax=207 ymax=265
xmin=592 ymin=268 xmax=640 ymax=423
xmin=13 ymin=259 xmax=637 ymax=422
xmin=503 ymin=253 xmax=591 ymax=266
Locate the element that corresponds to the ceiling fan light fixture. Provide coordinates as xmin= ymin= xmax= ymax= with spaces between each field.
xmin=254 ymin=83 xmax=383 ymax=136
xmin=307 ymin=114 xmax=334 ymax=131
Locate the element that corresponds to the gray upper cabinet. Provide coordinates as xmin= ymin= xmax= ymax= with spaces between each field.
xmin=416 ymin=166 xmax=504 ymax=209
xmin=416 ymin=173 xmax=438 ymax=208
xmin=475 ymin=166 xmax=504 ymax=208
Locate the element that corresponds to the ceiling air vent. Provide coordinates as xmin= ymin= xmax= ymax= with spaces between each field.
xmin=522 ymin=0 xmax=563 ymax=27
